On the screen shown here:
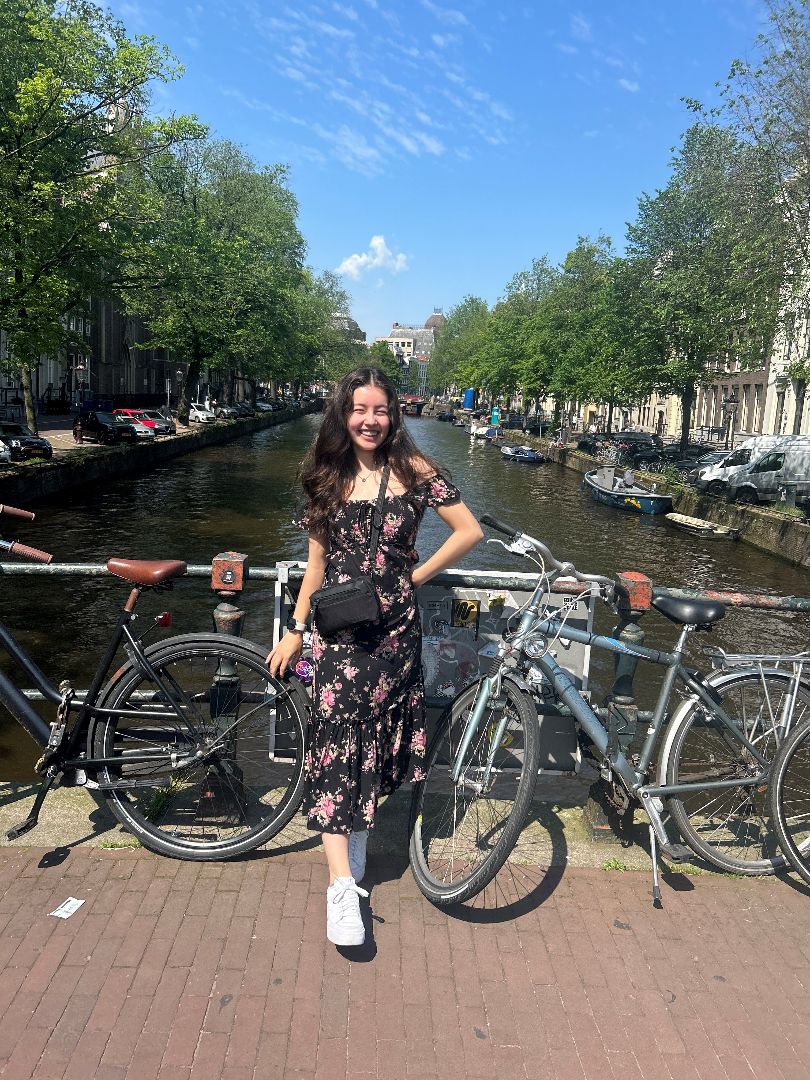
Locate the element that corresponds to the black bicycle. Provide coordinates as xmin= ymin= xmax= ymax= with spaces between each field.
xmin=0 ymin=504 xmax=308 ymax=860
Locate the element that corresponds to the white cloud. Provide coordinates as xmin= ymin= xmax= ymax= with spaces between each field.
xmin=571 ymin=13 xmax=592 ymax=41
xmin=420 ymin=0 xmax=468 ymax=27
xmin=555 ymin=42 xmax=578 ymax=55
xmin=336 ymin=235 xmax=409 ymax=279
xmin=618 ymin=78 xmax=640 ymax=92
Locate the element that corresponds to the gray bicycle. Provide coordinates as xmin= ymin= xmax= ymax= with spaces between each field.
xmin=409 ymin=515 xmax=810 ymax=906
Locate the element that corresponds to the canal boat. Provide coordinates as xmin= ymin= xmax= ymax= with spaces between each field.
xmin=501 ymin=444 xmax=546 ymax=463
xmin=583 ymin=467 xmax=673 ymax=515
xmin=469 ymin=423 xmax=491 ymax=439
xmin=665 ymin=512 xmax=740 ymax=540
xmin=485 ymin=427 xmax=508 ymax=444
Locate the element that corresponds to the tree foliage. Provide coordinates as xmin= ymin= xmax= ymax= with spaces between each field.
xmin=0 ymin=0 xmax=202 ymax=428
xmin=120 ymin=139 xmax=308 ymax=420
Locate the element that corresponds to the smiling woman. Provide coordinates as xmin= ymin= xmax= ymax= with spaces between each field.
xmin=266 ymin=366 xmax=483 ymax=948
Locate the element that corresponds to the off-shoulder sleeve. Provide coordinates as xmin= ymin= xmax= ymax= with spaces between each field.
xmin=419 ymin=474 xmax=462 ymax=509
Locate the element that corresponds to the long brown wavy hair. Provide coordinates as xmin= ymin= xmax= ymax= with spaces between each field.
xmin=299 ymin=367 xmax=444 ymax=539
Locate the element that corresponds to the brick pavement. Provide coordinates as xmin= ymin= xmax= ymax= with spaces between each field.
xmin=0 ymin=845 xmax=808 ymax=1080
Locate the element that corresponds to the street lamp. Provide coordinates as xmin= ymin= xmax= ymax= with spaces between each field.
xmin=721 ymin=389 xmax=739 ymax=450
xmin=74 ymin=359 xmax=87 ymax=405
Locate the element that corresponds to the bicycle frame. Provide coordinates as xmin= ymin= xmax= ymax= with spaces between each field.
xmin=453 ymin=579 xmax=772 ymax=851
xmin=0 ymin=603 xmax=209 ymax=774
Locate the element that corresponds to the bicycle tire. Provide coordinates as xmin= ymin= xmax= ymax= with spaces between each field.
xmin=769 ymin=716 xmax=810 ymax=887
xmin=90 ymin=633 xmax=308 ymax=860
xmin=409 ymin=676 xmax=540 ymax=907
xmin=664 ymin=670 xmax=810 ymax=874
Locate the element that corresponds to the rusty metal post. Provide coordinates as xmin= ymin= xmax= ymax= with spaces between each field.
xmin=610 ymin=570 xmax=652 ymax=704
xmin=211 ymin=552 xmax=249 ymax=637
xmin=584 ymin=570 xmax=653 ymax=842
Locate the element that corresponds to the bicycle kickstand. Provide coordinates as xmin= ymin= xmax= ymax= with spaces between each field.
xmin=6 ymin=775 xmax=55 ymax=840
xmin=648 ymin=826 xmax=663 ymax=909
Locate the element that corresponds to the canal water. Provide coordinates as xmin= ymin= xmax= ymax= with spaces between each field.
xmin=1 ymin=414 xmax=807 ymax=778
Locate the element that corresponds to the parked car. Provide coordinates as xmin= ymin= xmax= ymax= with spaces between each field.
xmin=0 ymin=439 xmax=11 ymax=464
xmin=253 ymin=400 xmax=276 ymax=412
xmin=0 ymin=421 xmax=53 ymax=461
xmin=576 ymin=432 xmax=612 ymax=454
xmin=611 ymin=431 xmax=664 ymax=451
xmin=188 ymin=403 xmax=216 ymax=423
xmin=231 ymin=402 xmax=256 ymax=418
xmin=80 ymin=411 xmax=147 ymax=444
xmin=214 ymin=404 xmax=241 ymax=419
xmin=113 ymin=408 xmax=175 ymax=436
xmin=685 ymin=449 xmax=732 ymax=483
xmin=632 ymin=443 xmax=709 ymax=469
xmin=137 ymin=410 xmax=176 ymax=435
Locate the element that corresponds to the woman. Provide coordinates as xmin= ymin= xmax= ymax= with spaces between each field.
xmin=267 ymin=368 xmax=482 ymax=947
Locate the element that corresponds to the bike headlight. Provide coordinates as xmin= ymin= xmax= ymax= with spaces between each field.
xmin=523 ymin=637 xmax=546 ymax=659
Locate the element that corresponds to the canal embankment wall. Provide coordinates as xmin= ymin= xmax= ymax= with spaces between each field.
xmin=0 ymin=404 xmax=317 ymax=506
xmin=543 ymin=441 xmax=810 ymax=571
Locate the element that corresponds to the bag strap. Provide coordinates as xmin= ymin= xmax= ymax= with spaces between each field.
xmin=367 ymin=464 xmax=391 ymax=567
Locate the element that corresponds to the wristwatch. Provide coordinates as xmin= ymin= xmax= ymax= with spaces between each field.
xmin=286 ymin=615 xmax=307 ymax=633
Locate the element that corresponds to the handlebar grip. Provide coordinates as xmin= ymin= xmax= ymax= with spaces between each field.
xmin=0 ymin=504 xmax=35 ymax=521
xmin=480 ymin=514 xmax=519 ymax=539
xmin=8 ymin=541 xmax=53 ymax=564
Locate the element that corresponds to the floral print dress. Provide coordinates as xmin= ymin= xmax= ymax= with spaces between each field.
xmin=302 ymin=474 xmax=461 ymax=834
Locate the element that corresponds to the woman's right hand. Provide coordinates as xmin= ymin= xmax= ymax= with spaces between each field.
xmin=267 ymin=632 xmax=303 ymax=677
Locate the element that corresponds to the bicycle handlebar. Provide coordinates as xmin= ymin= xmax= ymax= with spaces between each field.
xmin=479 ymin=514 xmax=519 ymax=540
xmin=0 ymin=504 xmax=35 ymax=521
xmin=2 ymin=540 xmax=53 ymax=564
xmin=479 ymin=515 xmax=615 ymax=595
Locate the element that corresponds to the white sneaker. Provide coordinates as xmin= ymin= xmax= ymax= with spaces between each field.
xmin=349 ymin=829 xmax=368 ymax=882
xmin=326 ymin=877 xmax=369 ymax=946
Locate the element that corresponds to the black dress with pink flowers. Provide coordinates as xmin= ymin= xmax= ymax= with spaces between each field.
xmin=302 ymin=474 xmax=461 ymax=834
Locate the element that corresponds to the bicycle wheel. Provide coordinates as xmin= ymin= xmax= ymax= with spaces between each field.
xmin=409 ymin=676 xmax=540 ymax=906
xmin=90 ymin=634 xmax=308 ymax=860
xmin=769 ymin=716 xmax=810 ymax=887
xmin=664 ymin=670 xmax=810 ymax=874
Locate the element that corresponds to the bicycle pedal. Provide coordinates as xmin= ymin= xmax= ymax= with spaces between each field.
xmin=6 ymin=814 xmax=39 ymax=840
xmin=659 ymin=842 xmax=694 ymax=864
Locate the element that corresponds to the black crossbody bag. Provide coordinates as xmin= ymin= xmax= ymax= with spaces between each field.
xmin=310 ymin=464 xmax=391 ymax=637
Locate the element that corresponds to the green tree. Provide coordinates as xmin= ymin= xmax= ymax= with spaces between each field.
xmin=626 ymin=124 xmax=781 ymax=448
xmin=0 ymin=0 xmax=201 ymax=430
xmin=366 ymin=340 xmax=402 ymax=381
xmin=479 ymin=258 xmax=557 ymax=408
xmin=428 ymin=296 xmax=490 ymax=394
xmin=122 ymin=139 xmax=307 ymax=422
xmin=710 ymin=0 xmax=810 ymax=431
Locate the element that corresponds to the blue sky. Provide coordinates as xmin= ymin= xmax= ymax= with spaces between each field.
xmin=110 ymin=0 xmax=766 ymax=341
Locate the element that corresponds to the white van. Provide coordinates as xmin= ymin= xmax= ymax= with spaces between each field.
xmin=726 ymin=437 xmax=810 ymax=505
xmin=695 ymin=435 xmax=795 ymax=496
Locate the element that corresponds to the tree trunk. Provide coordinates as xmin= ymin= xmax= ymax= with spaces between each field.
xmin=679 ymin=381 xmax=695 ymax=452
xmin=22 ymin=366 xmax=37 ymax=434
xmin=607 ymin=400 xmax=615 ymax=432
xmin=793 ymin=380 xmax=806 ymax=435
xmin=177 ymin=351 xmax=202 ymax=425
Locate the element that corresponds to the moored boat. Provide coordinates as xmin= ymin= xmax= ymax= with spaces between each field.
xmin=665 ymin=512 xmax=740 ymax=539
xmin=501 ymin=444 xmax=546 ymax=463
xmin=583 ymin=467 xmax=673 ymax=515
